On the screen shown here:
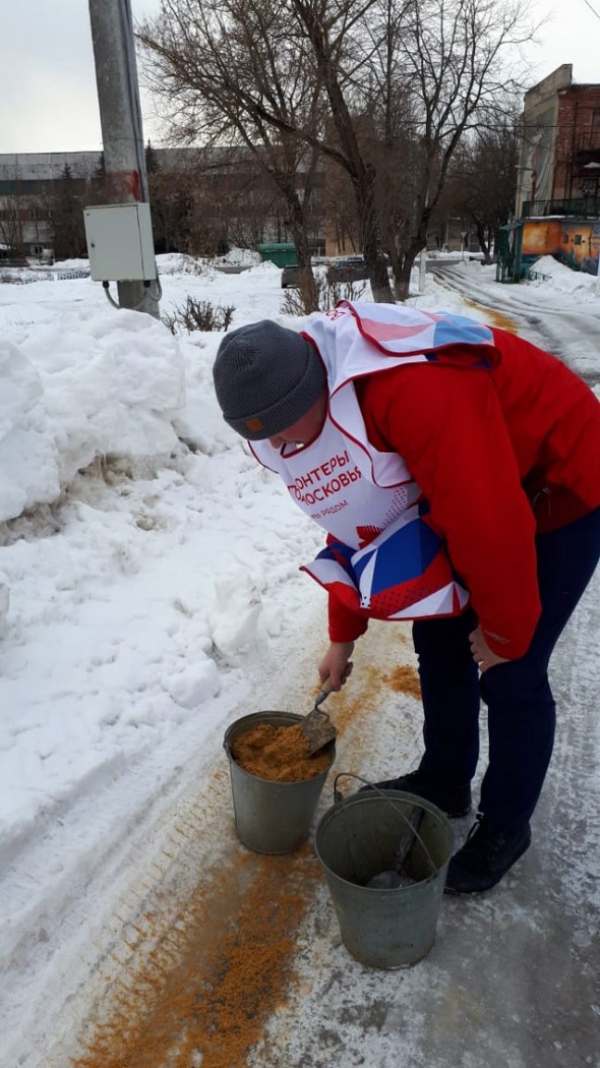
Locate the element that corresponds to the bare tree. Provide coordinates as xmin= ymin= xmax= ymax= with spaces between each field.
xmin=325 ymin=162 xmax=360 ymax=254
xmin=49 ymin=165 xmax=88 ymax=261
xmin=138 ymin=0 xmax=325 ymax=311
xmin=287 ymin=0 xmax=396 ymax=301
xmin=281 ymin=0 xmax=529 ymax=298
xmin=179 ymin=150 xmax=289 ymax=255
xmin=443 ymin=120 xmax=518 ymax=263
xmin=140 ymin=0 xmax=530 ymax=303
xmin=382 ymin=0 xmax=529 ymax=295
xmin=139 ymin=0 xmax=399 ymax=303
xmin=0 ymin=191 xmax=27 ymax=261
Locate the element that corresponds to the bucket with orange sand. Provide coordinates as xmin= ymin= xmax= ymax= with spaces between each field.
xmin=223 ymin=711 xmax=335 ymax=854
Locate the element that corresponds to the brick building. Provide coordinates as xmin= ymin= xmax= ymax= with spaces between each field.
xmin=499 ymin=65 xmax=600 ymax=279
xmin=516 ymin=65 xmax=600 ymax=218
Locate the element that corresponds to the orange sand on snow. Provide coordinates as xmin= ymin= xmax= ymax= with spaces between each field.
xmin=71 ymin=849 xmax=319 ymax=1068
xmin=68 ymin=666 xmax=414 ymax=1068
xmin=382 ymin=664 xmax=422 ymax=700
xmin=463 ymin=298 xmax=519 ymax=334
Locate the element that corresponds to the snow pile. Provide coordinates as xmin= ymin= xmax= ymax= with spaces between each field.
xmin=49 ymin=257 xmax=90 ymax=271
xmin=217 ymin=246 xmax=262 ymax=267
xmin=0 ymin=267 xmax=42 ymax=285
xmin=528 ymin=254 xmax=600 ymax=295
xmin=0 ymin=338 xmax=57 ymax=520
xmin=154 ymin=252 xmax=220 ymax=279
xmin=0 ymin=266 xmax=327 ymax=855
xmin=0 ymin=308 xmax=184 ymax=522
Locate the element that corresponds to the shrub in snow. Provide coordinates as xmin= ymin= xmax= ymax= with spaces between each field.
xmin=281 ymin=276 xmax=366 ymax=316
xmin=163 ymin=297 xmax=235 ymax=335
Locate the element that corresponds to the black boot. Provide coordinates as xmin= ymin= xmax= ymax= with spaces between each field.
xmin=359 ymin=769 xmax=471 ymax=818
xmin=444 ymin=814 xmax=532 ymax=894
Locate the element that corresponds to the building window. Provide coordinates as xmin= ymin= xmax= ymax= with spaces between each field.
xmin=563 ymin=233 xmax=569 ymax=244
xmin=574 ymin=234 xmax=583 ymax=245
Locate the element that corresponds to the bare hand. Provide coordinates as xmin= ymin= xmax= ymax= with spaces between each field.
xmin=318 ymin=641 xmax=355 ymax=690
xmin=469 ymin=626 xmax=509 ymax=673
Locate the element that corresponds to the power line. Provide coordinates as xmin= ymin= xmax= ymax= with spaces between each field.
xmin=579 ymin=0 xmax=600 ymax=22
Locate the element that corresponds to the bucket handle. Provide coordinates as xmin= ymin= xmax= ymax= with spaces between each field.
xmin=332 ymin=772 xmax=440 ymax=878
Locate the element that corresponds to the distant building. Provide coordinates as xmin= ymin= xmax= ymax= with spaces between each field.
xmin=0 ymin=151 xmax=101 ymax=184
xmin=0 ymin=148 xmax=325 ymax=264
xmin=0 ymin=152 xmax=101 ymax=263
xmin=498 ymin=66 xmax=600 ymax=281
xmin=516 ymin=65 xmax=600 ymax=218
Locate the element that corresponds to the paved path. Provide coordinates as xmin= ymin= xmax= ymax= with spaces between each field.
xmin=43 ymin=576 xmax=600 ymax=1068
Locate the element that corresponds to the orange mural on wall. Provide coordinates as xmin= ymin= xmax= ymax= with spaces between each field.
xmin=523 ymin=218 xmax=600 ymax=274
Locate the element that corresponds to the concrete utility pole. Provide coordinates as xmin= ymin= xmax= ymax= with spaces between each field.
xmin=88 ymin=0 xmax=159 ymax=317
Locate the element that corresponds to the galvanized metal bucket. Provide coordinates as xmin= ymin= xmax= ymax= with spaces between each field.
xmin=223 ymin=711 xmax=335 ymax=855
xmin=315 ymin=782 xmax=453 ymax=969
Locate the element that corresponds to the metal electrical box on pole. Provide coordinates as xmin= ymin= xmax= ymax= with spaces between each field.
xmin=84 ymin=203 xmax=156 ymax=280
xmin=87 ymin=0 xmax=160 ymax=317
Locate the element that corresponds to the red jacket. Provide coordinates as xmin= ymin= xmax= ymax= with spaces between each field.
xmin=328 ymin=327 xmax=600 ymax=658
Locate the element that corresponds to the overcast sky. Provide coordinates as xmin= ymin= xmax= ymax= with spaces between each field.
xmin=1 ymin=0 xmax=599 ymax=155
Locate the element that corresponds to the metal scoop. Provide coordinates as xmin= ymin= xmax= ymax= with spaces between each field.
xmin=366 ymin=805 xmax=424 ymax=889
xmin=299 ymin=678 xmax=337 ymax=755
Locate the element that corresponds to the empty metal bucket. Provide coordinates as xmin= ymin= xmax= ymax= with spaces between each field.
xmin=223 ymin=711 xmax=335 ymax=855
xmin=315 ymin=789 xmax=453 ymax=968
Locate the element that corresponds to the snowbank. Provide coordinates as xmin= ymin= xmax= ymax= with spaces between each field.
xmin=529 ymin=253 xmax=600 ymax=295
xmin=0 ymin=263 xmax=326 ymax=855
xmin=0 ymin=309 xmax=184 ymax=522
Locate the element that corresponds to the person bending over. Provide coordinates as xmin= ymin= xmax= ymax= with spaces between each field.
xmin=213 ymin=301 xmax=600 ymax=894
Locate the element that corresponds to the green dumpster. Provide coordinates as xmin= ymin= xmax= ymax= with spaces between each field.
xmin=256 ymin=242 xmax=298 ymax=267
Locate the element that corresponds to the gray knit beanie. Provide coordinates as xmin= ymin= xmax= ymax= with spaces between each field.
xmin=213 ymin=320 xmax=327 ymax=440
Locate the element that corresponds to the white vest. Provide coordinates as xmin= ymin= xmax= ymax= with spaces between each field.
xmin=253 ymin=355 xmax=425 ymax=546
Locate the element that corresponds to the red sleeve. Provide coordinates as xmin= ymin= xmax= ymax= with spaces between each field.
xmin=357 ymin=363 xmax=541 ymax=659
xmin=327 ymin=594 xmax=369 ymax=642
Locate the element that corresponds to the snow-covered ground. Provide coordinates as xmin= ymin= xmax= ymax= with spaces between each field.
xmin=0 ymin=252 xmax=598 ymax=1067
xmin=430 ymin=254 xmax=600 ymax=384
